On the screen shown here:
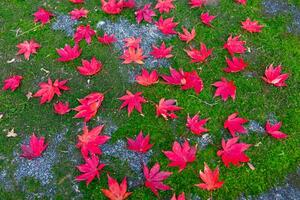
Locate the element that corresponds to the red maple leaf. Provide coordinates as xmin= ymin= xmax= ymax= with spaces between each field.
xmin=224 ymin=112 xmax=248 ymax=137
xmin=2 ymin=75 xmax=23 ymax=91
xmin=182 ymin=71 xmax=204 ymax=94
xmin=241 ymin=18 xmax=264 ymax=33
xmin=69 ymin=8 xmax=89 ymax=20
xmin=195 ymin=163 xmax=224 ymax=190
xmin=163 ymin=140 xmax=197 ymax=172
xmin=178 ymin=27 xmax=196 ymax=43
xmin=200 ymin=12 xmax=216 ymax=27
xmin=33 ymin=8 xmax=54 ymax=25
xmin=155 ymin=17 xmax=178 ymax=35
xmin=76 ymin=124 xmax=110 ymax=158
xmin=17 ymin=40 xmax=41 ymax=60
xmin=235 ymin=0 xmax=246 ymax=5
xmin=150 ymin=42 xmax=173 ymax=59
xmin=119 ymin=90 xmax=147 ymax=116
xmin=123 ymin=37 xmax=142 ymax=49
xmin=186 ymin=113 xmax=209 ymax=135
xmin=155 ymin=0 xmax=175 ymax=14
xmin=101 ymin=175 xmax=132 ymax=200
xmin=135 ymin=68 xmax=159 ymax=86
xmin=76 ymin=154 xmax=105 ymax=185
xmin=123 ymin=0 xmax=135 ymax=8
xmin=189 ymin=0 xmax=206 ymax=8
xmin=143 ymin=163 xmax=172 ymax=196
xmin=74 ymin=24 xmax=96 ymax=44
xmin=77 ymin=57 xmax=103 ymax=76
xmin=161 ymin=67 xmax=185 ymax=86
xmin=224 ymin=35 xmax=246 ymax=56
xmin=184 ymin=43 xmax=212 ymax=63
xmin=98 ymin=33 xmax=117 ymax=45
xmin=33 ymin=78 xmax=69 ymax=104
xmin=56 ymin=44 xmax=82 ymax=62
xmin=120 ymin=47 xmax=146 ymax=65
xmin=74 ymin=92 xmax=104 ymax=122
xmin=262 ymin=64 xmax=289 ymax=87
xmin=265 ymin=121 xmax=287 ymax=139
xmin=217 ymin=137 xmax=251 ymax=167
xmin=171 ymin=192 xmax=186 ymax=200
xmin=135 ymin=4 xmax=156 ymax=24
xmin=69 ymin=0 xmax=84 ymax=3
xmin=53 ymin=101 xmax=71 ymax=115
xmin=101 ymin=0 xmax=124 ymax=15
xmin=212 ymin=77 xmax=236 ymax=101
xmin=127 ymin=131 xmax=153 ymax=153
xmin=20 ymin=133 xmax=48 ymax=160
xmin=156 ymin=98 xmax=182 ymax=120
xmin=224 ymin=57 xmax=248 ymax=73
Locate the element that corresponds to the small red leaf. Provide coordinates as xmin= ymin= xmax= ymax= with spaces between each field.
xmin=262 ymin=64 xmax=289 ymax=87
xmin=127 ymin=131 xmax=153 ymax=153
xmin=178 ymin=27 xmax=196 ymax=43
xmin=184 ymin=43 xmax=212 ymax=63
xmin=265 ymin=121 xmax=287 ymax=139
xmin=33 ymin=8 xmax=54 ymax=25
xmin=77 ymin=57 xmax=103 ymax=76
xmin=186 ymin=113 xmax=209 ymax=135
xmin=150 ymin=42 xmax=173 ymax=59
xmin=56 ymin=44 xmax=82 ymax=62
xmin=224 ymin=57 xmax=248 ymax=73
xmin=17 ymin=40 xmax=41 ymax=60
xmin=224 ymin=35 xmax=246 ymax=56
xmin=101 ymin=175 xmax=132 ymax=200
xmin=155 ymin=0 xmax=175 ymax=14
xmin=53 ymin=101 xmax=71 ymax=115
xmin=119 ymin=90 xmax=147 ymax=116
xmin=224 ymin=112 xmax=248 ymax=137
xmin=74 ymin=24 xmax=96 ymax=44
xmin=195 ymin=163 xmax=224 ymax=190
xmin=135 ymin=4 xmax=156 ymax=24
xmin=20 ymin=133 xmax=48 ymax=160
xmin=135 ymin=69 xmax=159 ymax=86
xmin=200 ymin=12 xmax=216 ymax=27
xmin=2 ymin=75 xmax=23 ymax=91
xmin=155 ymin=98 xmax=182 ymax=120
xmin=155 ymin=17 xmax=178 ymax=35
xmin=212 ymin=77 xmax=236 ymax=101
xmin=69 ymin=8 xmax=89 ymax=20
xmin=241 ymin=18 xmax=264 ymax=33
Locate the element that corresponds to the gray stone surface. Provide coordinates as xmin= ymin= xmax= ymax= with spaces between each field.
xmin=52 ymin=14 xmax=78 ymax=37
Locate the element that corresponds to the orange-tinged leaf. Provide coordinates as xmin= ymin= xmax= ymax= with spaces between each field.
xmin=135 ymin=68 xmax=159 ymax=86
xmin=120 ymin=47 xmax=146 ymax=65
xmin=101 ymin=175 xmax=132 ymax=200
xmin=195 ymin=163 xmax=224 ymax=191
xmin=119 ymin=90 xmax=147 ymax=116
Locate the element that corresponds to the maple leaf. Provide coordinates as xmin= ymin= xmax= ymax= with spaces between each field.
xmin=235 ymin=0 xmax=246 ymax=5
xmin=265 ymin=121 xmax=287 ymax=139
xmin=53 ymin=101 xmax=71 ymax=115
xmin=212 ymin=78 xmax=236 ymax=101
xmin=120 ymin=47 xmax=146 ymax=65
xmin=76 ymin=124 xmax=110 ymax=158
xmin=119 ymin=90 xmax=147 ymax=116
xmin=135 ymin=4 xmax=156 ymax=24
xmin=155 ymin=0 xmax=175 ymax=14
xmin=186 ymin=113 xmax=209 ymax=135
xmin=98 ymin=33 xmax=117 ymax=45
xmin=123 ymin=37 xmax=142 ymax=49
xmin=182 ymin=71 xmax=204 ymax=94
xmin=241 ymin=18 xmax=264 ymax=33
xmin=178 ymin=27 xmax=196 ymax=43
xmin=17 ymin=40 xmax=41 ymax=60
xmin=74 ymin=24 xmax=96 ymax=44
xmin=189 ymin=0 xmax=206 ymax=8
xmin=127 ymin=131 xmax=153 ymax=153
xmin=184 ymin=43 xmax=213 ymax=63
xmin=33 ymin=8 xmax=54 ymax=25
xmin=150 ymin=42 xmax=173 ymax=59
xmin=123 ymin=0 xmax=136 ymax=8
xmin=217 ymin=137 xmax=251 ymax=167
xmin=74 ymin=92 xmax=104 ymax=122
xmin=224 ymin=112 xmax=248 ymax=137
xmin=101 ymin=0 xmax=124 ymax=15
xmin=262 ymin=64 xmax=289 ymax=87
xmin=135 ymin=68 xmax=159 ymax=86
xmin=195 ymin=163 xmax=224 ymax=190
xmin=155 ymin=17 xmax=178 ymax=35
xmin=200 ymin=12 xmax=216 ymax=27
xmin=224 ymin=57 xmax=248 ymax=73
xmin=69 ymin=8 xmax=89 ymax=20
xmin=163 ymin=140 xmax=197 ymax=172
xmin=161 ymin=67 xmax=185 ymax=86
xmin=69 ymin=0 xmax=84 ymax=3
xmin=171 ymin=192 xmax=186 ymax=200
xmin=77 ymin=57 xmax=103 ymax=76
xmin=56 ymin=44 xmax=82 ymax=62
xmin=156 ymin=98 xmax=182 ymax=120
xmin=101 ymin=175 xmax=132 ymax=200
xmin=33 ymin=78 xmax=69 ymax=104
xmin=2 ymin=75 xmax=23 ymax=91
xmin=224 ymin=35 xmax=246 ymax=56
xmin=143 ymin=163 xmax=172 ymax=196
xmin=20 ymin=133 xmax=48 ymax=160
xmin=75 ymin=154 xmax=105 ymax=185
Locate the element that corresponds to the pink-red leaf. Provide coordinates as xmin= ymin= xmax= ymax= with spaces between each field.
xmin=33 ymin=8 xmax=54 ymax=25
xmin=74 ymin=92 xmax=105 ymax=122
xmin=155 ymin=17 xmax=178 ymax=35
xmin=77 ymin=57 xmax=103 ymax=76
xmin=123 ymin=37 xmax=141 ymax=49
xmin=186 ymin=113 xmax=209 ymax=135
xmin=155 ymin=0 xmax=175 ymax=14
xmin=217 ymin=137 xmax=251 ymax=167
xmin=20 ymin=133 xmax=48 ymax=160
xmin=135 ymin=4 xmax=156 ymax=24
xmin=265 ymin=121 xmax=287 ymax=139
xmin=224 ymin=57 xmax=248 ymax=73
xmin=143 ymin=163 xmax=172 ymax=196
xmin=101 ymin=0 xmax=124 ymax=15
xmin=119 ymin=90 xmax=147 ymax=116
xmin=101 ymin=175 xmax=132 ymax=200
xmin=150 ymin=42 xmax=173 ymax=59
xmin=241 ymin=18 xmax=264 ymax=33
xmin=171 ymin=192 xmax=186 ymax=200
xmin=127 ymin=131 xmax=153 ymax=153
xmin=69 ymin=8 xmax=89 ymax=20
xmin=224 ymin=112 xmax=248 ymax=137
xmin=2 ymin=75 xmax=23 ymax=91
xmin=224 ymin=35 xmax=246 ymax=56
xmin=53 ymin=101 xmax=71 ymax=115
xmin=212 ymin=77 xmax=236 ymax=101
xmin=163 ymin=140 xmax=197 ymax=172
xmin=74 ymin=24 xmax=96 ymax=44
xmin=178 ymin=27 xmax=196 ymax=43
xmin=56 ymin=44 xmax=82 ymax=62
xmin=189 ymin=0 xmax=206 ymax=8
xmin=184 ymin=43 xmax=212 ymax=63
xmin=195 ymin=163 xmax=224 ymax=190
xmin=155 ymin=98 xmax=182 ymax=120
xmin=262 ymin=64 xmax=289 ymax=87
xmin=235 ymin=0 xmax=246 ymax=5
xmin=200 ymin=12 xmax=216 ymax=27
xmin=135 ymin=69 xmax=159 ymax=86
xmin=98 ymin=33 xmax=117 ymax=45
xmin=17 ymin=40 xmax=41 ymax=60
xmin=120 ymin=47 xmax=146 ymax=65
